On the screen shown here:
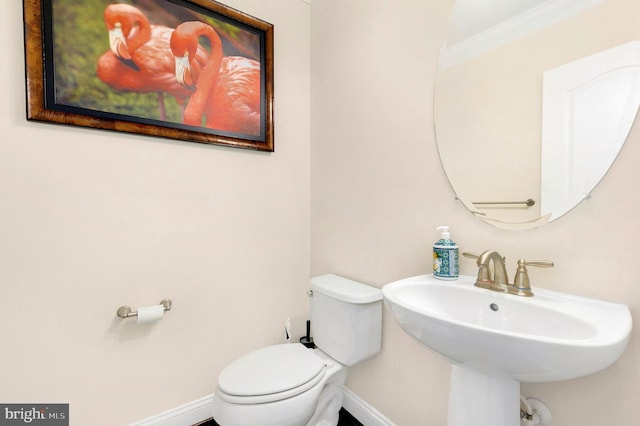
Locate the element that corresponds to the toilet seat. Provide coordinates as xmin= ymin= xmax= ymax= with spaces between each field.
xmin=216 ymin=344 xmax=326 ymax=405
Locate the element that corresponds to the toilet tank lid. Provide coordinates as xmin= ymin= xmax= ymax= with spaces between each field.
xmin=310 ymin=274 xmax=382 ymax=304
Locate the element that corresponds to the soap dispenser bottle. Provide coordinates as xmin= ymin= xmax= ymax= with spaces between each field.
xmin=433 ymin=226 xmax=459 ymax=280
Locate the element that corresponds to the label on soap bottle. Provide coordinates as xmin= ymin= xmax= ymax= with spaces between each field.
xmin=433 ymin=244 xmax=459 ymax=280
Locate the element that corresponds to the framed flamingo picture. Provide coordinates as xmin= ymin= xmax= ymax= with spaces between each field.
xmin=23 ymin=0 xmax=274 ymax=151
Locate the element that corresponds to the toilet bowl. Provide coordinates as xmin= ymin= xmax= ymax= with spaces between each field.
xmin=212 ymin=274 xmax=383 ymax=426
xmin=212 ymin=344 xmax=347 ymax=426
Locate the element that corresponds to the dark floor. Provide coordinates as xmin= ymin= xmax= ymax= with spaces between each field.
xmin=195 ymin=408 xmax=363 ymax=426
xmin=338 ymin=408 xmax=365 ymax=426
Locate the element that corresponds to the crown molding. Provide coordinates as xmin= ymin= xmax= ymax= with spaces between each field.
xmin=440 ymin=0 xmax=604 ymax=68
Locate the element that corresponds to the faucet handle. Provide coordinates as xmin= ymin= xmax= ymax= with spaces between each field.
xmin=462 ymin=252 xmax=480 ymax=260
xmin=462 ymin=252 xmax=492 ymax=284
xmin=462 ymin=252 xmax=506 ymax=262
xmin=511 ymin=259 xmax=554 ymax=297
xmin=519 ymin=259 xmax=554 ymax=268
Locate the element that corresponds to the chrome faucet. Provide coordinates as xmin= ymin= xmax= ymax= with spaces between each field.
xmin=463 ymin=251 xmax=554 ymax=297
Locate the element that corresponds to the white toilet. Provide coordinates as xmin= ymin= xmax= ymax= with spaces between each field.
xmin=212 ymin=274 xmax=383 ymax=426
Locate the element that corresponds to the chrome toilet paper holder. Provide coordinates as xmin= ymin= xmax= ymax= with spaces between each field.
xmin=117 ymin=299 xmax=172 ymax=319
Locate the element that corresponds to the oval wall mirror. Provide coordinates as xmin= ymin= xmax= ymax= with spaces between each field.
xmin=434 ymin=0 xmax=640 ymax=230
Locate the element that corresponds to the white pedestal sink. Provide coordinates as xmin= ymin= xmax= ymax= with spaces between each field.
xmin=382 ymin=274 xmax=632 ymax=426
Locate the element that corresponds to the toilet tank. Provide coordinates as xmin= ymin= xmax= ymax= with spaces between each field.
xmin=310 ymin=274 xmax=382 ymax=366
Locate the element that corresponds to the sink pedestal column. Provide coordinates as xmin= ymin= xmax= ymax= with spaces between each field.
xmin=447 ymin=363 xmax=520 ymax=426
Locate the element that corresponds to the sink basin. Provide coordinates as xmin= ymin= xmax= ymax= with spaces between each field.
xmin=383 ymin=274 xmax=632 ymax=426
xmin=382 ymin=274 xmax=631 ymax=382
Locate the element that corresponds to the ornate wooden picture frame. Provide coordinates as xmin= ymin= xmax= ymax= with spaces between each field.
xmin=23 ymin=0 xmax=274 ymax=151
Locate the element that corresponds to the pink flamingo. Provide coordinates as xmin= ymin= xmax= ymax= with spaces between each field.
xmin=169 ymin=21 xmax=261 ymax=135
xmin=96 ymin=3 xmax=208 ymax=120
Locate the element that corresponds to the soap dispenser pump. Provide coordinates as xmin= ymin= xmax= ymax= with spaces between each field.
xmin=433 ymin=225 xmax=459 ymax=280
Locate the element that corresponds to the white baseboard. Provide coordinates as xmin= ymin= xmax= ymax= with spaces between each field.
xmin=130 ymin=394 xmax=214 ymax=426
xmin=342 ymin=386 xmax=396 ymax=426
xmin=130 ymin=387 xmax=394 ymax=426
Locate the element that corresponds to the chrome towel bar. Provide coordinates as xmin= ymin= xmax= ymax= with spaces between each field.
xmin=472 ymin=199 xmax=535 ymax=207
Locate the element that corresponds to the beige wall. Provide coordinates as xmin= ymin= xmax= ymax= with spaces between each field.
xmin=4 ymin=0 xmax=640 ymax=425
xmin=311 ymin=0 xmax=640 ymax=425
xmin=1 ymin=1 xmax=310 ymax=424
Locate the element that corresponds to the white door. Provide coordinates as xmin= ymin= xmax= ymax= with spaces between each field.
xmin=541 ymin=40 xmax=640 ymax=220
